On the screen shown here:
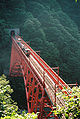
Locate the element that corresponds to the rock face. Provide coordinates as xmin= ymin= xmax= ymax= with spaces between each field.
xmin=0 ymin=0 xmax=80 ymax=84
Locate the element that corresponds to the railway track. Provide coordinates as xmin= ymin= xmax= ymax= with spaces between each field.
xmin=15 ymin=36 xmax=71 ymax=108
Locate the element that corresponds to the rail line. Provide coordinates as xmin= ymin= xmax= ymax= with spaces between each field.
xmin=14 ymin=36 xmax=71 ymax=107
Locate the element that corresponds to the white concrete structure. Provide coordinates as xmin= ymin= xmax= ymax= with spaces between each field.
xmin=8 ymin=28 xmax=20 ymax=36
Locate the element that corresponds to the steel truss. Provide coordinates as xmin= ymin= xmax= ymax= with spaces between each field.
xmin=9 ymin=37 xmax=56 ymax=118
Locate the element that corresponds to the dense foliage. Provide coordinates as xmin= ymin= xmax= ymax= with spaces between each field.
xmin=0 ymin=0 xmax=80 ymax=84
xmin=1 ymin=112 xmax=38 ymax=119
xmin=22 ymin=0 xmax=80 ymax=84
xmin=0 ymin=74 xmax=18 ymax=117
xmin=0 ymin=0 xmax=80 ymax=110
xmin=0 ymin=75 xmax=38 ymax=119
xmin=54 ymin=86 xmax=80 ymax=118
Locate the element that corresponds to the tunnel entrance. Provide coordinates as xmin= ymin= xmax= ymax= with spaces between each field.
xmin=8 ymin=28 xmax=20 ymax=36
xmin=11 ymin=30 xmax=15 ymax=36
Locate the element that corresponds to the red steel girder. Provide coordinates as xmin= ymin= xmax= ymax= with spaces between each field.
xmin=9 ymin=36 xmax=55 ymax=118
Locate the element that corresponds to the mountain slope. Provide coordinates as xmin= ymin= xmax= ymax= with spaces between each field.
xmin=0 ymin=0 xmax=80 ymax=84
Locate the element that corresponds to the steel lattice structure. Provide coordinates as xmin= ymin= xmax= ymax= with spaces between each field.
xmin=9 ymin=36 xmax=70 ymax=119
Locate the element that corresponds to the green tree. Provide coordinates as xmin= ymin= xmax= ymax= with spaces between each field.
xmin=0 ymin=74 xmax=38 ymax=118
xmin=0 ymin=74 xmax=18 ymax=117
xmin=75 ymin=0 xmax=77 ymax=2
xmin=53 ymin=86 xmax=80 ymax=119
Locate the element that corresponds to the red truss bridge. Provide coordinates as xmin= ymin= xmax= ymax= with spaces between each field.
xmin=9 ymin=36 xmax=70 ymax=118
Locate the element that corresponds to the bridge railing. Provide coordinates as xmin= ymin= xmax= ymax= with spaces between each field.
xmin=15 ymin=36 xmax=70 ymax=90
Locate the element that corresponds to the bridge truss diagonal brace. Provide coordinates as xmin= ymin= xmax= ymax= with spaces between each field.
xmin=9 ymin=37 xmax=57 ymax=118
xmin=22 ymin=64 xmax=54 ymax=118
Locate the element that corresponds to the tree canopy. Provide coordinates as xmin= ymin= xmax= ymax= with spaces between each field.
xmin=0 ymin=0 xmax=80 ymax=108
xmin=0 ymin=75 xmax=38 ymax=119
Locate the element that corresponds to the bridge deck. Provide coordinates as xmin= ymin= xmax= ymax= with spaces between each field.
xmin=9 ymin=35 xmax=73 ymax=118
xmin=12 ymin=36 xmax=71 ymax=108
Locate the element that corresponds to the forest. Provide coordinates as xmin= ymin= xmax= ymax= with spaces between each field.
xmin=0 ymin=0 xmax=80 ymax=84
xmin=0 ymin=0 xmax=80 ymax=118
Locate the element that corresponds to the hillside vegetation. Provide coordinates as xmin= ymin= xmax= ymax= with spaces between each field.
xmin=0 ymin=75 xmax=38 ymax=118
xmin=0 ymin=0 xmax=80 ymax=85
